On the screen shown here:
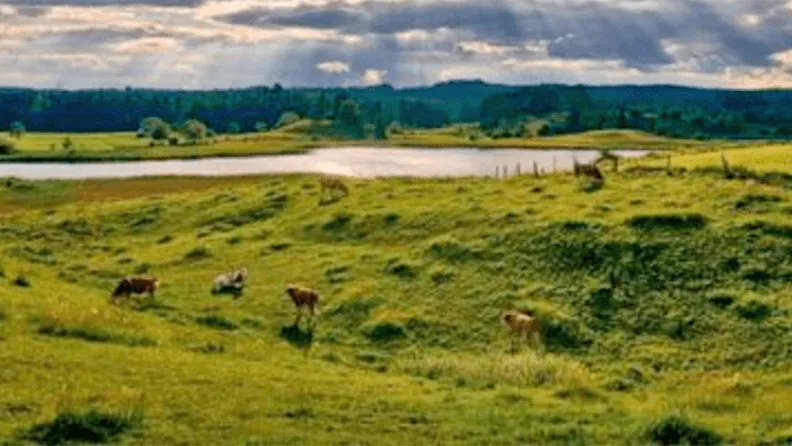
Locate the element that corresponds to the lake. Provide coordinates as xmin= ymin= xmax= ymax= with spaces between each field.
xmin=0 ymin=148 xmax=649 ymax=180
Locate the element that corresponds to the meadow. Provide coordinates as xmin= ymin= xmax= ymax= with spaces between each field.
xmin=0 ymin=128 xmax=726 ymax=163
xmin=2 ymin=143 xmax=792 ymax=444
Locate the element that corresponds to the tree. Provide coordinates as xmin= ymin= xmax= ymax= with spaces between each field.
xmin=227 ymin=121 xmax=241 ymax=134
xmin=9 ymin=121 xmax=25 ymax=139
xmin=62 ymin=136 xmax=74 ymax=151
xmin=139 ymin=117 xmax=170 ymax=143
xmin=180 ymin=119 xmax=209 ymax=143
xmin=255 ymin=122 xmax=269 ymax=133
xmin=275 ymin=112 xmax=300 ymax=129
xmin=336 ymin=100 xmax=364 ymax=139
xmin=386 ymin=122 xmax=403 ymax=137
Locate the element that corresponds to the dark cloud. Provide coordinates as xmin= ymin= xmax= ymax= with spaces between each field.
xmin=219 ymin=0 xmax=792 ymax=72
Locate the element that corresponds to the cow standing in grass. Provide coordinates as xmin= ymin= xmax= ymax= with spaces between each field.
xmin=501 ymin=309 xmax=542 ymax=351
xmin=285 ymin=284 xmax=320 ymax=325
xmin=212 ymin=268 xmax=249 ymax=298
xmin=573 ymin=158 xmax=605 ymax=182
xmin=110 ymin=277 xmax=159 ymax=304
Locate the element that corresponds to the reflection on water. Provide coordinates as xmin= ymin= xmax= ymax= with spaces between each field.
xmin=0 ymin=147 xmax=648 ymax=180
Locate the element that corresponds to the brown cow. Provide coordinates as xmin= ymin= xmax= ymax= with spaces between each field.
xmin=285 ymin=284 xmax=320 ymax=324
xmin=110 ymin=277 xmax=159 ymax=304
xmin=320 ymin=177 xmax=349 ymax=197
xmin=501 ymin=309 xmax=542 ymax=351
xmin=573 ymin=159 xmax=605 ymax=182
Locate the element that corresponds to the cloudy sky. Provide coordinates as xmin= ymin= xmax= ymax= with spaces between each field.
xmin=0 ymin=0 xmax=791 ymax=89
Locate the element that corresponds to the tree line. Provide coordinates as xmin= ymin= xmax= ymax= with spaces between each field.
xmin=1 ymin=81 xmax=791 ymax=140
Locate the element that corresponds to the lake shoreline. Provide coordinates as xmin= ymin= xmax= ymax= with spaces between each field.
xmin=0 ymin=144 xmax=663 ymax=164
xmin=0 ymin=147 xmax=650 ymax=180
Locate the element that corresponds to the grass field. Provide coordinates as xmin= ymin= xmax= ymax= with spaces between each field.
xmin=3 ymin=160 xmax=792 ymax=444
xmin=0 ymin=129 xmax=725 ymax=163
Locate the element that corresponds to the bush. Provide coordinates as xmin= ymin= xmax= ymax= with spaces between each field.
xmin=13 ymin=274 xmax=30 ymax=288
xmin=383 ymin=259 xmax=419 ymax=279
xmin=195 ymin=315 xmax=237 ymax=331
xmin=275 ymin=112 xmax=301 ymax=129
xmin=183 ymin=246 xmax=212 ymax=261
xmin=364 ymin=321 xmax=408 ymax=342
xmin=627 ymin=213 xmax=708 ymax=231
xmin=22 ymin=408 xmax=142 ymax=446
xmin=734 ymin=299 xmax=774 ymax=321
xmin=426 ymin=236 xmax=475 ymax=262
xmin=644 ymin=414 xmax=723 ymax=445
xmin=0 ymin=138 xmax=16 ymax=155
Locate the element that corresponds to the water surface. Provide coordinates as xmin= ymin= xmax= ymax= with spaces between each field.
xmin=0 ymin=148 xmax=648 ymax=180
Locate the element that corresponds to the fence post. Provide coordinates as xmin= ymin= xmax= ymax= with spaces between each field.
xmin=533 ymin=161 xmax=540 ymax=178
xmin=516 ymin=163 xmax=521 ymax=176
xmin=552 ymin=157 xmax=557 ymax=173
xmin=666 ymin=155 xmax=672 ymax=175
xmin=503 ymin=165 xmax=508 ymax=178
xmin=721 ymin=152 xmax=732 ymax=178
xmin=495 ymin=166 xmax=500 ymax=179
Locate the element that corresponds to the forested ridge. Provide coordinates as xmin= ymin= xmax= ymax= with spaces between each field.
xmin=1 ymin=80 xmax=791 ymax=139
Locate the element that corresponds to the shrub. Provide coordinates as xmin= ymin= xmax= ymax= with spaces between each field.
xmin=21 ymin=408 xmax=142 ymax=446
xmin=13 ymin=274 xmax=31 ymax=288
xmin=643 ymin=414 xmax=723 ymax=445
xmin=322 ymin=212 xmax=354 ymax=231
xmin=383 ymin=259 xmax=418 ymax=279
xmin=734 ymin=194 xmax=782 ymax=211
xmin=0 ymin=138 xmax=15 ymax=155
xmin=627 ymin=213 xmax=708 ymax=231
xmin=364 ymin=321 xmax=408 ymax=342
xmin=426 ymin=236 xmax=475 ymax=262
xmin=195 ymin=315 xmax=237 ymax=331
xmin=734 ymin=299 xmax=774 ymax=322
xmin=707 ymin=291 xmax=736 ymax=309
xmin=183 ymin=246 xmax=212 ymax=261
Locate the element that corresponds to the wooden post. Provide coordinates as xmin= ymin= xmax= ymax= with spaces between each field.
xmin=553 ymin=157 xmax=557 ymax=173
xmin=666 ymin=156 xmax=672 ymax=175
xmin=533 ymin=161 xmax=540 ymax=178
xmin=721 ymin=152 xmax=732 ymax=178
xmin=516 ymin=163 xmax=521 ymax=176
xmin=503 ymin=165 xmax=508 ymax=178
xmin=495 ymin=166 xmax=499 ymax=179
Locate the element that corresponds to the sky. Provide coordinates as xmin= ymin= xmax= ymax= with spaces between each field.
xmin=0 ymin=0 xmax=791 ymax=90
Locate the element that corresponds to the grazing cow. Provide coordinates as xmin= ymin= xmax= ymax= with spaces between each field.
xmin=573 ymin=158 xmax=605 ymax=182
xmin=320 ymin=177 xmax=349 ymax=197
xmin=110 ymin=277 xmax=159 ymax=304
xmin=285 ymin=284 xmax=320 ymax=324
xmin=501 ymin=309 xmax=542 ymax=351
xmin=211 ymin=268 xmax=249 ymax=297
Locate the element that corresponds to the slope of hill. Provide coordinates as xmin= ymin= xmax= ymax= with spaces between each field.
xmin=2 ymin=166 xmax=792 ymax=444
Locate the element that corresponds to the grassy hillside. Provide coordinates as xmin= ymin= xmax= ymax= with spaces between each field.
xmin=3 ymin=167 xmax=792 ymax=444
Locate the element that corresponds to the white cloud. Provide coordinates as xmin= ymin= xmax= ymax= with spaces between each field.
xmin=0 ymin=5 xmax=17 ymax=16
xmin=458 ymin=41 xmax=517 ymax=55
xmin=316 ymin=60 xmax=351 ymax=74
xmin=360 ymin=69 xmax=387 ymax=86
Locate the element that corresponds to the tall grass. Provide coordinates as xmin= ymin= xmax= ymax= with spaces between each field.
xmin=396 ymin=351 xmax=591 ymax=387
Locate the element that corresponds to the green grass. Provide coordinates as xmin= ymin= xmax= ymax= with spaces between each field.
xmin=3 ymin=166 xmax=792 ymax=443
xmin=0 ymin=128 xmax=724 ymax=163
